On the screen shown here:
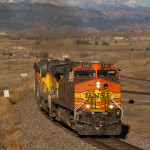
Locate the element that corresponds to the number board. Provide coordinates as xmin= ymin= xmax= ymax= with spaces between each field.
xmin=82 ymin=64 xmax=91 ymax=68
xmin=102 ymin=64 xmax=110 ymax=68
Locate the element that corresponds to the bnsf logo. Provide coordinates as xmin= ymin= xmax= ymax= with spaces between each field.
xmin=85 ymin=93 xmax=110 ymax=99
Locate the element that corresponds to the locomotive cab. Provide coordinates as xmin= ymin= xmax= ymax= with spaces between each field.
xmin=73 ymin=63 xmax=122 ymax=135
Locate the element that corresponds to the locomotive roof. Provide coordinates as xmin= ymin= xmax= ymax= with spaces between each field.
xmin=36 ymin=59 xmax=48 ymax=69
xmin=47 ymin=60 xmax=80 ymax=74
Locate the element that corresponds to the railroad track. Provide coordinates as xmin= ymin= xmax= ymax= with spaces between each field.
xmin=120 ymin=75 xmax=150 ymax=95
xmin=120 ymin=75 xmax=150 ymax=92
xmin=38 ymin=103 xmax=143 ymax=150
xmin=121 ymin=90 xmax=150 ymax=95
xmin=120 ymin=75 xmax=150 ymax=83
xmin=83 ymin=136 xmax=143 ymax=150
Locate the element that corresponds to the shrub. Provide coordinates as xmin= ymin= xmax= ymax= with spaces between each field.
xmin=102 ymin=41 xmax=109 ymax=46
xmin=76 ymin=40 xmax=91 ymax=45
xmin=94 ymin=41 xmax=99 ymax=45
xmin=146 ymin=47 xmax=150 ymax=51
xmin=130 ymin=49 xmax=134 ymax=51
xmin=43 ymin=53 xmax=49 ymax=58
xmin=35 ymin=41 xmax=40 ymax=46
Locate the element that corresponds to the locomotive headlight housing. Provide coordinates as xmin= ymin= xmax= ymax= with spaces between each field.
xmin=109 ymin=104 xmax=114 ymax=109
xmin=96 ymin=82 xmax=101 ymax=88
xmin=85 ymin=104 xmax=90 ymax=109
xmin=104 ymin=84 xmax=108 ymax=89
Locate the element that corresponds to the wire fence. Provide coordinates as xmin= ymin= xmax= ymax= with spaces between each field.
xmin=0 ymin=58 xmax=36 ymax=71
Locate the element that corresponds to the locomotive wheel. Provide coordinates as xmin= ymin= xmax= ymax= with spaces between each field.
xmin=65 ymin=111 xmax=75 ymax=129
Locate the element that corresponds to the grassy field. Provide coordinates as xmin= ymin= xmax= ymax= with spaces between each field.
xmin=0 ymin=31 xmax=150 ymax=148
xmin=115 ymin=58 xmax=150 ymax=80
xmin=0 ymin=85 xmax=30 ymax=149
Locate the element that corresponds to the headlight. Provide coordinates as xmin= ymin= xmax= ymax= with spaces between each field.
xmin=85 ymin=104 xmax=90 ymax=109
xmin=109 ymin=105 xmax=114 ymax=109
xmin=96 ymin=81 xmax=100 ymax=88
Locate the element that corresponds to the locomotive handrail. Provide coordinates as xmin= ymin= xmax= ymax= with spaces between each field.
xmin=74 ymin=95 xmax=88 ymax=121
xmin=111 ymin=98 xmax=123 ymax=120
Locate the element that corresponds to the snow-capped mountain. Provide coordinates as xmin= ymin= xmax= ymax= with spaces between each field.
xmin=0 ymin=0 xmax=149 ymax=9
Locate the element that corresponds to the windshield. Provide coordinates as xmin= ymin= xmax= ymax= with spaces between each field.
xmin=97 ymin=70 xmax=117 ymax=78
xmin=74 ymin=70 xmax=95 ymax=78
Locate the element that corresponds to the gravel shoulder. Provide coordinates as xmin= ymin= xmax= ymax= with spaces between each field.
xmin=13 ymin=91 xmax=99 ymax=150
xmin=121 ymin=93 xmax=150 ymax=150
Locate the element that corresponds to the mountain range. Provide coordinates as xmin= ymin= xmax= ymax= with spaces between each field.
xmin=2 ymin=0 xmax=150 ymax=9
xmin=0 ymin=2 xmax=150 ymax=31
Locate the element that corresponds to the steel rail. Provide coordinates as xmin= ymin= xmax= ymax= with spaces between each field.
xmin=120 ymin=75 xmax=150 ymax=82
xmin=83 ymin=136 xmax=144 ymax=150
xmin=121 ymin=90 xmax=150 ymax=95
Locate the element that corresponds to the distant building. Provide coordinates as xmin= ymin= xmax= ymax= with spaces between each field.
xmin=17 ymin=47 xmax=24 ymax=50
xmin=114 ymin=37 xmax=125 ymax=40
xmin=0 ymin=32 xmax=7 ymax=36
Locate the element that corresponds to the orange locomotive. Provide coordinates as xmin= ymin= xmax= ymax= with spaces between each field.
xmin=34 ymin=59 xmax=123 ymax=135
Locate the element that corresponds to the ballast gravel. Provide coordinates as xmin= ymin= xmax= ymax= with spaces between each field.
xmin=121 ymin=130 xmax=150 ymax=150
xmin=13 ymin=91 xmax=150 ymax=150
xmin=14 ymin=91 xmax=99 ymax=150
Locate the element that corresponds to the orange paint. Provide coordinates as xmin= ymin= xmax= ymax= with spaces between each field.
xmin=73 ymin=63 xmax=121 ymax=111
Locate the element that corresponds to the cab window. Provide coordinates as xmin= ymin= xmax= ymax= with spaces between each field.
xmin=97 ymin=70 xmax=117 ymax=78
xmin=41 ymin=69 xmax=46 ymax=77
xmin=74 ymin=70 xmax=95 ymax=77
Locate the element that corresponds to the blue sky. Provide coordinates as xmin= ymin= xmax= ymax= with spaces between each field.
xmin=141 ymin=0 xmax=150 ymax=4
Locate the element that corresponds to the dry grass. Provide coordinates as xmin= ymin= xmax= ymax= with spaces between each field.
xmin=3 ymin=77 xmax=34 ymax=106
xmin=121 ymin=81 xmax=143 ymax=92
xmin=0 ymin=96 xmax=21 ymax=149
xmin=0 ymin=97 xmax=18 ymax=133
xmin=115 ymin=58 xmax=150 ymax=79
xmin=122 ymin=101 xmax=150 ymax=138
xmin=4 ymin=136 xmax=26 ymax=150
xmin=0 ymin=78 xmax=33 ymax=150
xmin=10 ymin=85 xmax=29 ymax=104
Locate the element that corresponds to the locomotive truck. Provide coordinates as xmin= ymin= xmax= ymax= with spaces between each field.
xmin=34 ymin=58 xmax=123 ymax=135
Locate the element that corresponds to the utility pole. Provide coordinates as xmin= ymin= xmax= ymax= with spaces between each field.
xmin=94 ymin=41 xmax=97 ymax=61
xmin=129 ymin=49 xmax=131 ymax=61
xmin=8 ymin=59 xmax=10 ymax=71
xmin=28 ymin=51 xmax=29 ymax=71
xmin=94 ymin=48 xmax=95 ymax=61
xmin=17 ymin=54 xmax=18 ymax=71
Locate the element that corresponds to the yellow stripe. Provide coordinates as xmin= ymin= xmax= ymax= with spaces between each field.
xmin=74 ymin=102 xmax=121 ymax=108
xmin=114 ymin=93 xmax=121 ymax=99
xmin=75 ymin=93 xmax=83 ymax=99
xmin=74 ymin=92 xmax=121 ymax=99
